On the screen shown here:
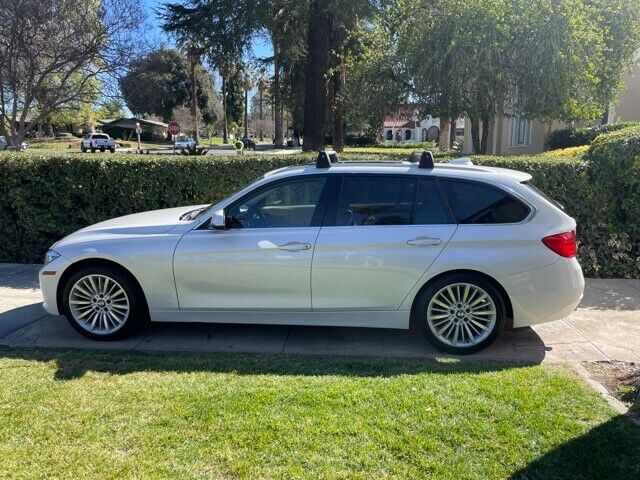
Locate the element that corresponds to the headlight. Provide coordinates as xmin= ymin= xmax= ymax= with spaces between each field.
xmin=44 ymin=249 xmax=61 ymax=265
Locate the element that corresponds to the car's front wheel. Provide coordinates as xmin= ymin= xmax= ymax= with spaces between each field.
xmin=62 ymin=265 xmax=145 ymax=340
xmin=414 ymin=273 xmax=506 ymax=354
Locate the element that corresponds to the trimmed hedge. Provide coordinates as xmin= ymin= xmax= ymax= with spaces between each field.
xmin=1 ymin=143 xmax=639 ymax=277
xmin=547 ymin=121 xmax=639 ymax=150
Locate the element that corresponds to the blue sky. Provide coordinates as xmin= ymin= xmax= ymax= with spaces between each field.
xmin=142 ymin=0 xmax=273 ymax=64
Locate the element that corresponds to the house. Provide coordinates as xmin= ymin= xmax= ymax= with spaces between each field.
xmin=381 ymin=109 xmax=465 ymax=145
xmin=610 ymin=60 xmax=640 ymax=123
xmin=461 ymin=116 xmax=567 ymax=156
xmin=98 ymin=117 xmax=168 ymax=141
xmin=462 ymin=59 xmax=640 ymax=155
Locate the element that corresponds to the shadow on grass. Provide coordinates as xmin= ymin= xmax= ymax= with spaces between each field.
xmin=0 ymin=345 xmax=538 ymax=381
xmin=510 ymin=415 xmax=640 ymax=480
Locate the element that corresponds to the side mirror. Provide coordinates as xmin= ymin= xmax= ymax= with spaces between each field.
xmin=211 ymin=209 xmax=226 ymax=230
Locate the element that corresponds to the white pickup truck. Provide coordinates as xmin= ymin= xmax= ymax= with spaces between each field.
xmin=81 ymin=133 xmax=116 ymax=153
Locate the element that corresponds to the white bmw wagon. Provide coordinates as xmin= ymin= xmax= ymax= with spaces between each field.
xmin=39 ymin=152 xmax=584 ymax=354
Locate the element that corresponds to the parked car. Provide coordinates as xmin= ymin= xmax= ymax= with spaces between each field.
xmin=55 ymin=132 xmax=78 ymax=139
xmin=239 ymin=137 xmax=256 ymax=150
xmin=40 ymin=152 xmax=584 ymax=353
xmin=81 ymin=133 xmax=116 ymax=153
xmin=175 ymin=137 xmax=196 ymax=150
xmin=0 ymin=135 xmax=27 ymax=151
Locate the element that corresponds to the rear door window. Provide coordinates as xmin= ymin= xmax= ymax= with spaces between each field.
xmin=335 ymin=176 xmax=416 ymax=226
xmin=440 ymin=179 xmax=530 ymax=224
xmin=413 ymin=178 xmax=454 ymax=224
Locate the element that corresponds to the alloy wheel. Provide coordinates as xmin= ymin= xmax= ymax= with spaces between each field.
xmin=68 ymin=274 xmax=130 ymax=334
xmin=426 ymin=283 xmax=497 ymax=348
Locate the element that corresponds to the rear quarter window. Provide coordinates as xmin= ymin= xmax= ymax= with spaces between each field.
xmin=440 ymin=179 xmax=530 ymax=224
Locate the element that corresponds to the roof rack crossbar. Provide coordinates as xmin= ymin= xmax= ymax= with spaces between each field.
xmin=408 ymin=150 xmax=435 ymax=169
xmin=316 ymin=150 xmax=340 ymax=168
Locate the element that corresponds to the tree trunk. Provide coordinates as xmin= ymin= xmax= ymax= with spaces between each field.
xmin=480 ymin=116 xmax=490 ymax=154
xmin=222 ymin=75 xmax=228 ymax=144
xmin=273 ymin=39 xmax=284 ymax=148
xmin=331 ymin=60 xmax=346 ymax=153
xmin=449 ymin=120 xmax=456 ymax=149
xmin=470 ymin=117 xmax=480 ymax=154
xmin=259 ymin=87 xmax=264 ymax=141
xmin=438 ymin=118 xmax=451 ymax=151
xmin=302 ymin=1 xmax=333 ymax=152
xmin=244 ymin=88 xmax=249 ymax=138
xmin=190 ymin=58 xmax=200 ymax=145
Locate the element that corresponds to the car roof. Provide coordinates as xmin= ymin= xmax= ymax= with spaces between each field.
xmin=263 ymin=161 xmax=532 ymax=184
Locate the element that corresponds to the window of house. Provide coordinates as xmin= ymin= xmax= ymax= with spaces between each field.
xmin=386 ymin=130 xmax=393 ymax=140
xmin=509 ymin=114 xmax=531 ymax=147
xmin=440 ymin=179 xmax=530 ymax=224
xmin=405 ymin=129 xmax=412 ymax=140
xmin=335 ymin=176 xmax=416 ymax=226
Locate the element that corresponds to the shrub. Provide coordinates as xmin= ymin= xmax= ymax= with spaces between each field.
xmin=0 ymin=147 xmax=638 ymax=277
xmin=546 ymin=146 xmax=589 ymax=158
xmin=582 ymin=126 xmax=640 ymax=277
xmin=547 ymin=122 xmax=639 ymax=150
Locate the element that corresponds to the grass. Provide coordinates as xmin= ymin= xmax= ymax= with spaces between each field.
xmin=0 ymin=348 xmax=638 ymax=479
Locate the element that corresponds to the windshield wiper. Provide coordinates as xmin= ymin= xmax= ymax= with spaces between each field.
xmin=180 ymin=207 xmax=207 ymax=221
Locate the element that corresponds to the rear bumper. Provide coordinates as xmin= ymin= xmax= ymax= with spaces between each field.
xmin=501 ymin=258 xmax=584 ymax=328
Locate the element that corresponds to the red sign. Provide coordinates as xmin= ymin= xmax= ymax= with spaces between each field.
xmin=168 ymin=121 xmax=181 ymax=136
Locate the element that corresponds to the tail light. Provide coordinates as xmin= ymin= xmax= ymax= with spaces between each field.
xmin=542 ymin=230 xmax=577 ymax=258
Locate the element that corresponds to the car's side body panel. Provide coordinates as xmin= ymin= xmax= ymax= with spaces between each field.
xmin=173 ymin=227 xmax=321 ymax=310
xmin=312 ymin=224 xmax=456 ymax=310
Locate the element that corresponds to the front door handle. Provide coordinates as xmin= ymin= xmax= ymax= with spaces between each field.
xmin=277 ymin=241 xmax=312 ymax=252
xmin=407 ymin=236 xmax=442 ymax=246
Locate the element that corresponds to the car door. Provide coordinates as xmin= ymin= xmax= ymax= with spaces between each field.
xmin=311 ymin=175 xmax=457 ymax=311
xmin=173 ymin=175 xmax=330 ymax=310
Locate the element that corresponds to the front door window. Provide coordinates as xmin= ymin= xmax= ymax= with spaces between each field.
xmin=226 ymin=177 xmax=327 ymax=229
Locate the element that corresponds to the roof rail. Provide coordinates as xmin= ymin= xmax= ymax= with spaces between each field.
xmin=408 ymin=150 xmax=435 ymax=169
xmin=316 ymin=150 xmax=340 ymax=168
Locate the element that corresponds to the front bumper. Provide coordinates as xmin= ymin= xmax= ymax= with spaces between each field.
xmin=39 ymin=256 xmax=72 ymax=315
xmin=501 ymin=257 xmax=585 ymax=328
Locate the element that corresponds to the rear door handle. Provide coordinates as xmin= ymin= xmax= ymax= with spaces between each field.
xmin=407 ymin=236 xmax=442 ymax=246
xmin=277 ymin=241 xmax=312 ymax=252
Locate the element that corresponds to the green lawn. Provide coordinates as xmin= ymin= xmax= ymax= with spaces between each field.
xmin=0 ymin=348 xmax=638 ymax=479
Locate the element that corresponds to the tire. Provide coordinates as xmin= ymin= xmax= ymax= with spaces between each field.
xmin=91 ymin=148 xmax=95 ymax=153
xmin=81 ymin=146 xmax=86 ymax=153
xmin=62 ymin=264 xmax=147 ymax=340
xmin=110 ymin=148 xmax=115 ymax=153
xmin=414 ymin=273 xmax=506 ymax=354
xmin=100 ymin=147 xmax=105 ymax=152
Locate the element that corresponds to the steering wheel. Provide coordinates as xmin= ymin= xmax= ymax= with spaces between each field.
xmin=243 ymin=205 xmax=267 ymax=228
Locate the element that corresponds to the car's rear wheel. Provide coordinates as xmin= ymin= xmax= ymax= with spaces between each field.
xmin=415 ymin=273 xmax=505 ymax=354
xmin=62 ymin=265 xmax=145 ymax=340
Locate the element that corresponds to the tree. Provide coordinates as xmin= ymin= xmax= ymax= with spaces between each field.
xmin=0 ymin=0 xmax=145 ymax=145
xmin=159 ymin=0 xmax=258 ymax=143
xmin=256 ymin=0 xmax=307 ymax=147
xmin=343 ymin=23 xmax=407 ymax=140
xmin=95 ymin=99 xmax=126 ymax=121
xmin=119 ymin=49 xmax=221 ymax=126
xmin=393 ymin=0 xmax=640 ymax=153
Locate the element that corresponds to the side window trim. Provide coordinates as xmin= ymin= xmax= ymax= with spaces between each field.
xmin=437 ymin=176 xmax=533 ymax=225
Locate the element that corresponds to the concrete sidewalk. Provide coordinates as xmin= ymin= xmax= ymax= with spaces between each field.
xmin=1 ymin=263 xmax=639 ymax=363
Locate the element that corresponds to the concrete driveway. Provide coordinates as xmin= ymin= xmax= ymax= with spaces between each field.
xmin=1 ymin=263 xmax=639 ymax=363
